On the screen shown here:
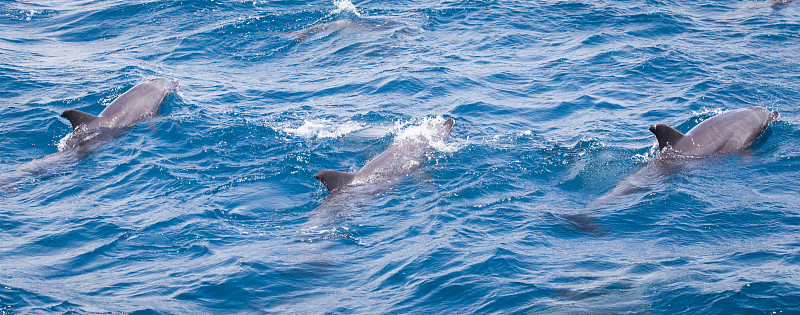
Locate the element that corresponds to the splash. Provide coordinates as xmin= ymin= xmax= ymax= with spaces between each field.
xmin=281 ymin=118 xmax=365 ymax=139
xmin=332 ymin=0 xmax=361 ymax=17
xmin=23 ymin=9 xmax=40 ymax=21
xmin=56 ymin=133 xmax=73 ymax=152
xmin=632 ymin=143 xmax=660 ymax=163
xmin=691 ymin=107 xmax=724 ymax=118
xmin=392 ymin=116 xmax=461 ymax=153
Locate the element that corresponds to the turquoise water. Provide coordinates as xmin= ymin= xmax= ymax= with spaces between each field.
xmin=2 ymin=0 xmax=799 ymax=313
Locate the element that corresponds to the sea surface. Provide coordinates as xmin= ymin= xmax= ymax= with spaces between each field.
xmin=1 ymin=0 xmax=799 ymax=313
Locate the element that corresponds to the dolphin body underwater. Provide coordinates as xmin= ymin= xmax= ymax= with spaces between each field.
xmin=288 ymin=18 xmax=409 ymax=42
xmin=590 ymin=106 xmax=780 ymax=207
xmin=1 ymin=78 xmax=178 ymax=192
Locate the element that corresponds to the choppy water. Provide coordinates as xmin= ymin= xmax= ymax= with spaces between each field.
xmin=1 ymin=0 xmax=799 ymax=313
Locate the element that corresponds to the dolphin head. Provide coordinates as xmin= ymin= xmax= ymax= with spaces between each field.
xmin=744 ymin=106 xmax=780 ymax=136
xmin=145 ymin=78 xmax=179 ymax=107
xmin=753 ymin=106 xmax=780 ymax=123
xmin=771 ymin=110 xmax=780 ymax=122
xmin=149 ymin=78 xmax=179 ymax=90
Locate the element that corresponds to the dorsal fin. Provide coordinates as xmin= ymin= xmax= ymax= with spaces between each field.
xmin=649 ymin=124 xmax=684 ymax=150
xmin=61 ymin=109 xmax=98 ymax=131
xmin=443 ymin=118 xmax=455 ymax=132
xmin=313 ymin=170 xmax=355 ymax=192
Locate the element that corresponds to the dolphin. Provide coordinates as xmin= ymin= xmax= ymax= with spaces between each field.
xmin=1 ymin=78 xmax=178 ymax=192
xmin=60 ymin=78 xmax=178 ymax=134
xmin=591 ymin=106 xmax=779 ymax=206
xmin=314 ymin=118 xmax=455 ymax=193
xmin=289 ymin=19 xmax=352 ymax=42
xmin=288 ymin=18 xmax=408 ymax=42
xmin=648 ymin=106 xmax=780 ymax=156
xmin=301 ymin=118 xmax=455 ymax=239
xmin=563 ymin=106 xmax=779 ymax=234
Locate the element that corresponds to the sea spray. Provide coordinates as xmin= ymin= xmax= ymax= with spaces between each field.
xmin=332 ymin=0 xmax=360 ymax=17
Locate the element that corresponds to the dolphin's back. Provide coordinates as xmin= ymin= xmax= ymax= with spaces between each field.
xmin=312 ymin=117 xmax=455 ymax=193
xmin=676 ymin=107 xmax=778 ymax=155
xmin=61 ymin=78 xmax=178 ymax=131
xmin=93 ymin=78 xmax=178 ymax=129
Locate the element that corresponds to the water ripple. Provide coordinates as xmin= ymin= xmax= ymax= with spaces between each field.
xmin=1 ymin=0 xmax=799 ymax=313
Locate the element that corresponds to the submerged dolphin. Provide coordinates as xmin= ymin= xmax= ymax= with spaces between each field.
xmin=592 ymin=106 xmax=779 ymax=206
xmin=314 ymin=118 xmax=455 ymax=193
xmin=288 ymin=18 xmax=408 ymax=42
xmin=1 ymin=78 xmax=178 ymax=191
xmin=289 ymin=19 xmax=352 ymax=42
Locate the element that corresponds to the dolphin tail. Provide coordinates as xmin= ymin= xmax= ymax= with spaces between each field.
xmin=61 ymin=109 xmax=98 ymax=131
xmin=314 ymin=170 xmax=355 ymax=192
xmin=649 ymin=124 xmax=684 ymax=150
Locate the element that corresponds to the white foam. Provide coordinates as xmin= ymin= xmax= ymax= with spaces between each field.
xmin=391 ymin=116 xmax=462 ymax=153
xmin=280 ymin=118 xmax=365 ymax=139
xmin=691 ymin=107 xmax=724 ymax=118
xmin=23 ymin=9 xmax=40 ymax=21
xmin=56 ymin=126 xmax=104 ymax=152
xmin=56 ymin=133 xmax=74 ymax=152
xmin=332 ymin=0 xmax=361 ymax=17
xmin=633 ymin=143 xmax=660 ymax=162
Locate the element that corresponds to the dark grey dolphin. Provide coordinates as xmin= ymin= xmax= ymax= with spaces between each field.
xmin=61 ymin=78 xmax=178 ymax=134
xmin=561 ymin=106 xmax=780 ymax=234
xmin=591 ymin=106 xmax=779 ymax=206
xmin=648 ymin=106 xmax=779 ymax=156
xmin=314 ymin=118 xmax=455 ymax=193
xmin=301 ymin=118 xmax=455 ymax=239
xmin=1 ymin=78 xmax=178 ymax=192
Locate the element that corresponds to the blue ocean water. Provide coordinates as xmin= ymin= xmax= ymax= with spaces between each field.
xmin=1 ymin=0 xmax=799 ymax=313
